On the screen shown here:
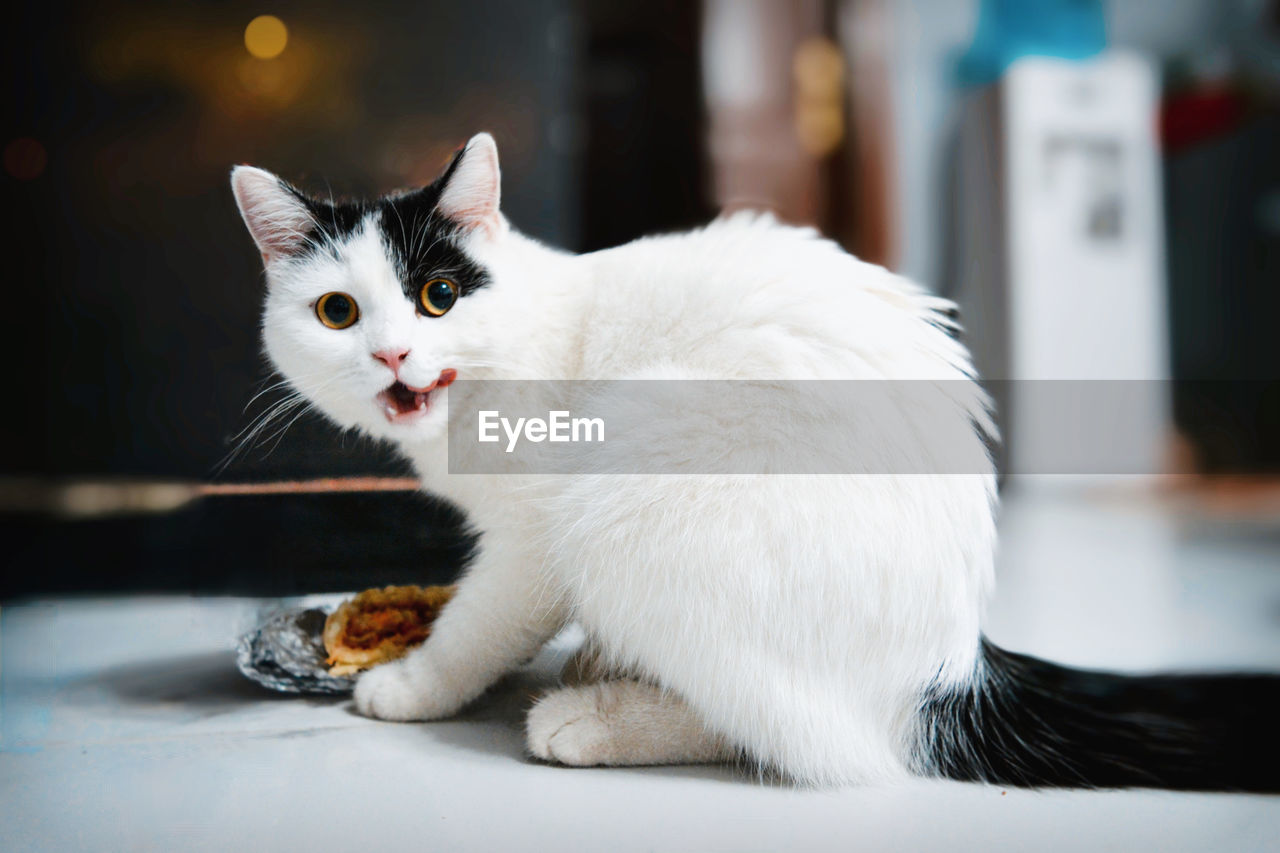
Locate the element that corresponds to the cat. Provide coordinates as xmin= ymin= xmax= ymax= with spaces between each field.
xmin=231 ymin=133 xmax=1278 ymax=790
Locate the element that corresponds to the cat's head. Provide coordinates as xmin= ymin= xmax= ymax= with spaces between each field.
xmin=231 ymin=133 xmax=521 ymax=444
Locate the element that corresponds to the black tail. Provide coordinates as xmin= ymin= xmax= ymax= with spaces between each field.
xmin=923 ymin=638 xmax=1280 ymax=791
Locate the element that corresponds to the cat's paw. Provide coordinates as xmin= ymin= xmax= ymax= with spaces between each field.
xmin=353 ymin=659 xmax=454 ymax=722
xmin=526 ymin=686 xmax=613 ymax=766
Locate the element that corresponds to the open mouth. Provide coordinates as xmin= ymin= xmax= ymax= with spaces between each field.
xmin=376 ymin=369 xmax=457 ymax=423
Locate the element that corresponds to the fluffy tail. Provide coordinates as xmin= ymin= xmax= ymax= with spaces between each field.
xmin=921 ymin=638 xmax=1280 ymax=791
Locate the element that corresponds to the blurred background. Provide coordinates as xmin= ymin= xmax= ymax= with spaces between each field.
xmin=2 ymin=0 xmax=1278 ymax=598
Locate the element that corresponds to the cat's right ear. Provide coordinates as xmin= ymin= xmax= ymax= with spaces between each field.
xmin=230 ymin=166 xmax=315 ymax=265
xmin=435 ymin=133 xmax=504 ymax=238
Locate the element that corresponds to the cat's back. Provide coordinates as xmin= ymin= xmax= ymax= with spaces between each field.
xmin=575 ymin=212 xmax=967 ymax=381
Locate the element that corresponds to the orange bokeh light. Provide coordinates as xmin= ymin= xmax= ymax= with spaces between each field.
xmin=245 ymin=15 xmax=288 ymax=60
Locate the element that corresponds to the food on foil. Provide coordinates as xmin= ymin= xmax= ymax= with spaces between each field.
xmin=322 ymin=584 xmax=455 ymax=676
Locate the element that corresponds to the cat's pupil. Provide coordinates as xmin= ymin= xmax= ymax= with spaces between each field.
xmin=427 ymin=280 xmax=453 ymax=308
xmin=324 ymin=294 xmax=353 ymax=325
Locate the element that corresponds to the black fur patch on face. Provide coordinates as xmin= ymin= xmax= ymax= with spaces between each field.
xmin=376 ymin=184 xmax=492 ymax=303
xmin=286 ymin=149 xmax=490 ymax=306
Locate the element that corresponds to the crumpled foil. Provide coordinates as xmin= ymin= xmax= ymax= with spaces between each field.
xmin=235 ymin=606 xmax=356 ymax=695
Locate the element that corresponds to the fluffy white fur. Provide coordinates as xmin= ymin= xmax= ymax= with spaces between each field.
xmin=232 ymin=134 xmax=998 ymax=787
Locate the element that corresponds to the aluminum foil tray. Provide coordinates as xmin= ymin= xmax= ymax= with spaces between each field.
xmin=235 ymin=606 xmax=356 ymax=695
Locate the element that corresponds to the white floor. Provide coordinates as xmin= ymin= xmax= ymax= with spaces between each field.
xmin=3 ymin=480 xmax=1279 ymax=852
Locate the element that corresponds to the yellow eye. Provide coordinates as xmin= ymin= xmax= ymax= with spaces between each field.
xmin=419 ymin=278 xmax=458 ymax=317
xmin=315 ymin=292 xmax=359 ymax=329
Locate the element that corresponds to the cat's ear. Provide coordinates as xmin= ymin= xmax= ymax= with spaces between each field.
xmin=230 ymin=165 xmax=316 ymax=265
xmin=435 ymin=133 xmax=504 ymax=237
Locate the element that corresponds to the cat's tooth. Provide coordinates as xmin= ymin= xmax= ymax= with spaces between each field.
xmin=414 ymin=392 xmax=428 ymax=409
xmin=383 ymin=403 xmax=399 ymax=419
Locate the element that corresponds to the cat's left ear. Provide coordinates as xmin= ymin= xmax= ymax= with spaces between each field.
xmin=436 ymin=133 xmax=505 ymax=238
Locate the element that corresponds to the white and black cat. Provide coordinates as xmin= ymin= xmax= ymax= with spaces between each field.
xmin=231 ymin=133 xmax=1277 ymax=790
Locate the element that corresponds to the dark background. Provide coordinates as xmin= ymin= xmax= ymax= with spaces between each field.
xmin=3 ymin=1 xmax=1277 ymax=599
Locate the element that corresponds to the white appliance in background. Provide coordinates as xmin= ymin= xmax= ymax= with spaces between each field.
xmin=952 ymin=52 xmax=1170 ymax=477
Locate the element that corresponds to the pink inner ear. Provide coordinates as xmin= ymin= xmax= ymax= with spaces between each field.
xmin=233 ymin=167 xmax=314 ymax=261
xmin=244 ymin=196 xmax=312 ymax=258
xmin=447 ymin=189 xmax=497 ymax=226
xmin=437 ymin=138 xmax=501 ymax=234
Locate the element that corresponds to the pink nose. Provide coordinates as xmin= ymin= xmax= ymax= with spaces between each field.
xmin=372 ymin=348 xmax=410 ymax=372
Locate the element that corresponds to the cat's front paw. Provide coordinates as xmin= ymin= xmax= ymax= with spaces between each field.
xmin=353 ymin=659 xmax=455 ymax=722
